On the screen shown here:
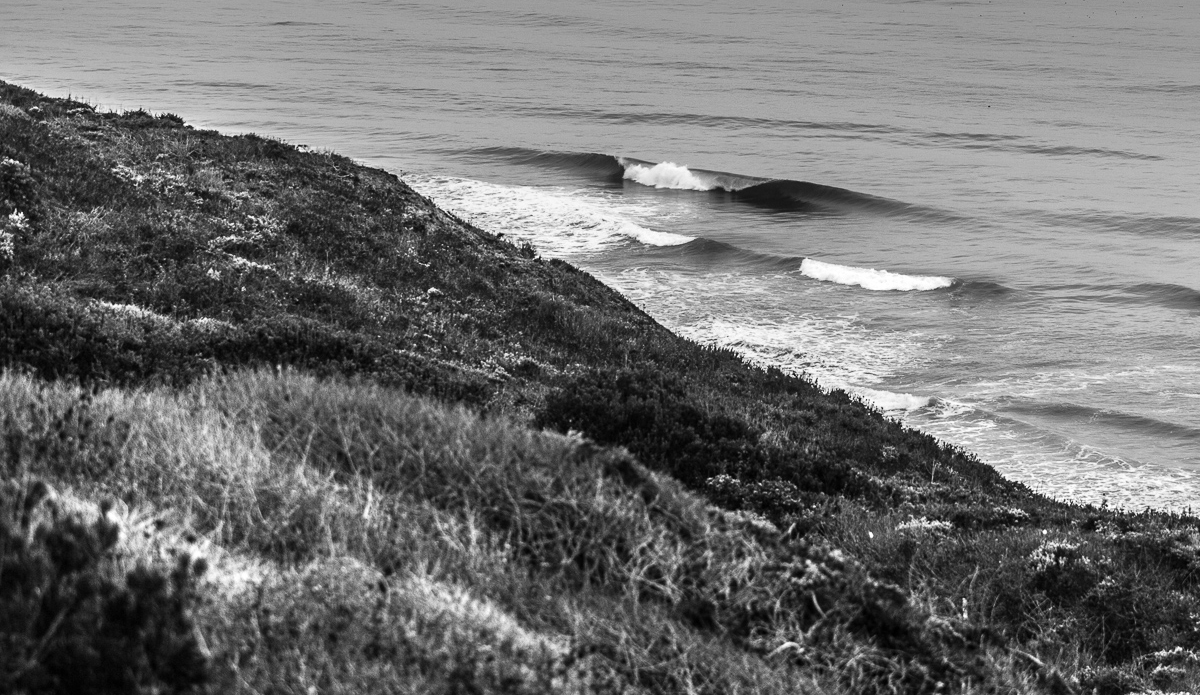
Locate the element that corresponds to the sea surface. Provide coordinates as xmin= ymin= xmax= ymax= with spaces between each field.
xmin=4 ymin=0 xmax=1198 ymax=510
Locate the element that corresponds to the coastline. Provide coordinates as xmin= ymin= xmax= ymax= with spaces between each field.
xmin=3 ymin=81 xmax=1200 ymax=694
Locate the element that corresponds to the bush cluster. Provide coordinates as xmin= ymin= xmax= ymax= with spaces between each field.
xmin=536 ymin=367 xmax=877 ymax=520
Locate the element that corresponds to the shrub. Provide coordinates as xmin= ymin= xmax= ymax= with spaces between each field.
xmin=0 ymin=157 xmax=37 ymax=219
xmin=1027 ymin=541 xmax=1101 ymax=603
xmin=0 ymin=479 xmax=210 ymax=694
xmin=536 ymin=367 xmax=872 ymax=516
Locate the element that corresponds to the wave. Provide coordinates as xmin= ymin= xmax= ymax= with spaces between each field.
xmin=457 ymin=146 xmax=628 ymax=180
xmin=799 ymin=258 xmax=955 ymax=292
xmin=634 ymin=240 xmax=962 ymax=292
xmin=1121 ymin=283 xmax=1200 ymax=313
xmin=621 ymin=160 xmax=713 ymax=190
xmin=617 ymin=155 xmax=949 ymax=219
xmin=635 ymin=238 xmax=806 ymax=273
xmin=464 ymin=146 xmax=959 ymax=221
xmin=950 ymin=279 xmax=1015 ymax=300
xmin=730 ymin=178 xmax=930 ymax=216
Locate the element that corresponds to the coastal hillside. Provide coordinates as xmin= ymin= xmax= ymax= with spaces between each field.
xmin=2 ymin=81 xmax=1199 ymax=695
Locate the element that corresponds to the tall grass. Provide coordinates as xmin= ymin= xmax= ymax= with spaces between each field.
xmin=1 ymin=369 xmax=1076 ymax=694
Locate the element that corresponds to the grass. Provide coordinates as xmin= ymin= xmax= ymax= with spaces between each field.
xmin=3 ymin=80 xmax=1200 ymax=694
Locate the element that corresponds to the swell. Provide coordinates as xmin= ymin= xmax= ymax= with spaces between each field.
xmin=916 ymin=131 xmax=1162 ymax=161
xmin=476 ymin=107 xmax=1162 ymax=160
xmin=453 ymin=146 xmax=628 ymax=180
xmin=1025 ymin=210 xmax=1200 ymax=241
xmin=1043 ymin=282 xmax=1200 ymax=314
xmin=635 ymin=237 xmax=805 ymax=273
xmin=1000 ymin=401 xmax=1200 ymax=444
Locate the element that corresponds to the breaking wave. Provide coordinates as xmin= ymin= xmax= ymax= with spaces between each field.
xmin=799 ymin=258 xmax=955 ymax=292
xmin=621 ymin=160 xmax=713 ymax=190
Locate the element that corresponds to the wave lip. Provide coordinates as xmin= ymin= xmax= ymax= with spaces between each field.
xmin=628 ymin=224 xmax=694 ymax=247
xmin=800 ymin=258 xmax=955 ymax=292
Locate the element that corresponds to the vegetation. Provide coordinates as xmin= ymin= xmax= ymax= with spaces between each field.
xmin=2 ymin=80 xmax=1199 ymax=694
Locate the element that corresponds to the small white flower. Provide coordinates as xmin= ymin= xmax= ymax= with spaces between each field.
xmin=207 ymin=267 xmax=221 ymax=280
xmin=994 ymin=506 xmax=1029 ymax=521
xmin=112 ymin=163 xmax=145 ymax=184
xmin=6 ymin=210 xmax=30 ymax=232
xmin=896 ymin=516 xmax=954 ymax=533
xmin=227 ymin=255 xmax=272 ymax=272
xmin=1028 ymin=541 xmax=1092 ymax=574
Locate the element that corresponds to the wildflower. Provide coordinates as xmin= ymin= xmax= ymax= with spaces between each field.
xmin=1028 ymin=541 xmax=1090 ymax=573
xmin=6 ymin=209 xmax=30 ymax=232
xmin=0 ymin=229 xmax=13 ymax=264
xmin=1145 ymin=646 xmax=1200 ymax=666
xmin=994 ymin=506 xmax=1030 ymax=521
xmin=895 ymin=516 xmax=953 ymax=534
xmin=111 ymin=163 xmax=145 ymax=184
xmin=227 ymin=255 xmax=272 ymax=272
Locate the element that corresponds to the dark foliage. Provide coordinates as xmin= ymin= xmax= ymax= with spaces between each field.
xmin=0 ymin=480 xmax=209 ymax=694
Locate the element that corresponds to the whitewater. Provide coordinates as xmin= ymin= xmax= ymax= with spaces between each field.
xmin=3 ymin=0 xmax=1199 ymax=510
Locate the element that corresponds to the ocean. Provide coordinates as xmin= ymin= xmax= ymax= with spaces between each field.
xmin=3 ymin=0 xmax=1198 ymax=510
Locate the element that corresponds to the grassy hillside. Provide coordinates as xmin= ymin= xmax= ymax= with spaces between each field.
xmin=3 ymin=81 xmax=1200 ymax=695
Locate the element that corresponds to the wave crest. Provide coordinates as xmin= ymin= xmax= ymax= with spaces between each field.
xmin=620 ymin=160 xmax=714 ymax=190
xmin=799 ymin=258 xmax=955 ymax=292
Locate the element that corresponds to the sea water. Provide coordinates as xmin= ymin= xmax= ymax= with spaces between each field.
xmin=3 ymin=0 xmax=1198 ymax=510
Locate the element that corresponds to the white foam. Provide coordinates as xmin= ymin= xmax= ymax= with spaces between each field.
xmin=851 ymin=386 xmax=932 ymax=412
xmin=406 ymin=173 xmax=693 ymax=255
xmin=602 ymin=267 xmax=940 ymax=395
xmin=799 ymin=258 xmax=954 ymax=292
xmin=620 ymin=160 xmax=714 ymax=191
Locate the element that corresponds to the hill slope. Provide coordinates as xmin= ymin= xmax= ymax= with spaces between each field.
xmin=3 ymin=81 xmax=1199 ymax=695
